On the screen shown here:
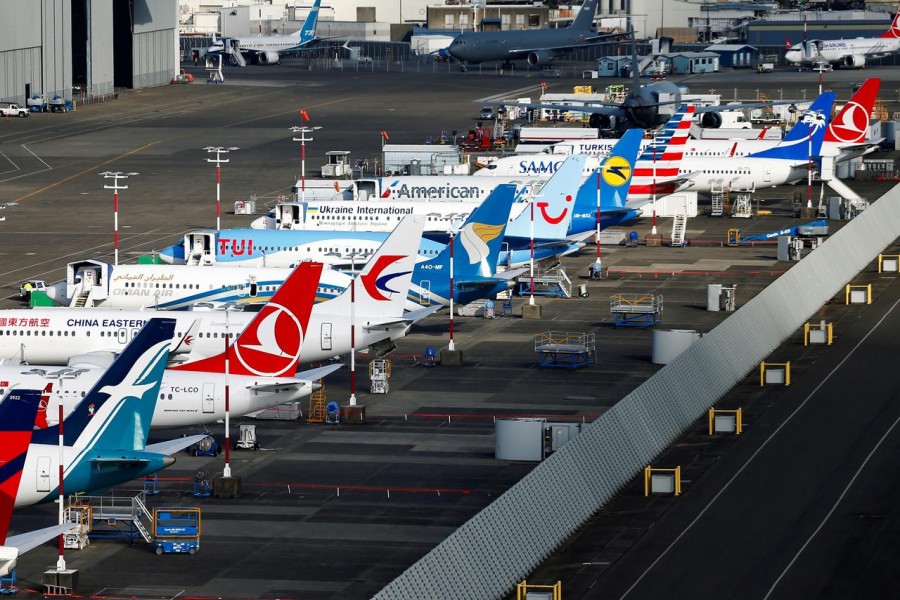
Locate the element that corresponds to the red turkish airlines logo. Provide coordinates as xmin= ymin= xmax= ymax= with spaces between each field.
xmin=890 ymin=14 xmax=900 ymax=38
xmin=828 ymin=101 xmax=870 ymax=144
xmin=233 ymin=302 xmax=303 ymax=377
xmin=537 ymin=194 xmax=573 ymax=225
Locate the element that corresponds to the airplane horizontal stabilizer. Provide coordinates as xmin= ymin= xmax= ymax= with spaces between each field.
xmin=6 ymin=523 xmax=77 ymax=555
xmin=145 ymin=434 xmax=211 ymax=456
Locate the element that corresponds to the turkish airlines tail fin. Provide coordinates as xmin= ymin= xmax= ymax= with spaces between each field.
xmin=822 ymin=78 xmax=880 ymax=147
xmin=0 ymin=389 xmax=43 ymax=543
xmin=171 ymin=262 xmax=323 ymax=378
xmin=879 ymin=5 xmax=900 ymax=38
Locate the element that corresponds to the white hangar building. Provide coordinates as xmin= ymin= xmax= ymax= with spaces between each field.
xmin=0 ymin=0 xmax=178 ymax=104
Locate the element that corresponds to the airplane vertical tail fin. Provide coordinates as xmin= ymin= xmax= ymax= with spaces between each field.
xmin=298 ymin=0 xmax=322 ymax=45
xmin=171 ymin=262 xmax=324 ymax=377
xmin=505 ymin=155 xmax=587 ymax=240
xmin=628 ymin=105 xmax=695 ymax=201
xmin=822 ymin=78 xmax=880 ymax=151
xmin=598 ymin=128 xmax=645 ymax=209
xmin=447 ymin=184 xmax=516 ymax=277
xmin=750 ymin=92 xmax=835 ymax=160
xmin=570 ymin=0 xmax=599 ymax=31
xmin=879 ymin=6 xmax=900 ymax=38
xmin=30 ymin=318 xmax=177 ymax=452
xmin=0 ymin=389 xmax=43 ymax=544
xmin=332 ymin=216 xmax=425 ymax=317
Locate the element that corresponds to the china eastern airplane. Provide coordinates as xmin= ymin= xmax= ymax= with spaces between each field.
xmin=785 ymin=7 xmax=900 ymax=69
xmin=673 ymin=92 xmax=836 ymax=193
xmin=207 ymin=0 xmax=322 ymax=66
xmin=6 ymin=319 xmax=209 ymax=507
xmin=0 ymin=389 xmax=77 ymax=579
xmin=1 ymin=265 xmax=339 ymax=430
xmin=0 ymin=221 xmax=430 ymax=367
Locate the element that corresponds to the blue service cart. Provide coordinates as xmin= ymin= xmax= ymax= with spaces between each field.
xmin=153 ymin=508 xmax=201 ymax=555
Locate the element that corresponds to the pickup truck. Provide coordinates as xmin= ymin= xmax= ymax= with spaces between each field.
xmin=0 ymin=103 xmax=29 ymax=118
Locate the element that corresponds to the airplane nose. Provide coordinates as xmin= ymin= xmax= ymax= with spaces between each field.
xmin=159 ymin=244 xmax=183 ymax=265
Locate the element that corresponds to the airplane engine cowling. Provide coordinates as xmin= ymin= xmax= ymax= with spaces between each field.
xmin=258 ymin=51 xmax=281 ymax=65
xmin=589 ymin=113 xmax=611 ymax=129
xmin=527 ymin=50 xmax=553 ymax=66
xmin=842 ymin=55 xmax=865 ymax=68
xmin=700 ymin=112 xmax=723 ymax=128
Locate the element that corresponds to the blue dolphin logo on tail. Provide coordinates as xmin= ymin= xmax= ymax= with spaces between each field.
xmin=749 ymin=92 xmax=836 ymax=161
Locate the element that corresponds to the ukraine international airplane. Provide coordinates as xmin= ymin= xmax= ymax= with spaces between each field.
xmin=208 ymin=0 xmax=321 ymax=66
xmin=785 ymin=7 xmax=900 ymax=69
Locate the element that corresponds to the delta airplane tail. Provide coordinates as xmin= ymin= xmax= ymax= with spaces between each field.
xmin=879 ymin=5 xmax=900 ymax=38
xmin=30 ymin=318 xmax=177 ymax=452
xmin=0 ymin=389 xmax=43 ymax=542
xmin=169 ymin=262 xmax=324 ymax=378
xmin=749 ymin=92 xmax=836 ymax=161
xmin=505 ymin=154 xmax=588 ymax=241
xmin=822 ymin=78 xmax=880 ymax=151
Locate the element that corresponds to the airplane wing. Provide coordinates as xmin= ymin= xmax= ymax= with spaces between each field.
xmin=145 ymin=434 xmax=211 ymax=456
xmin=362 ymin=306 xmax=441 ymax=331
xmin=243 ymin=364 xmax=342 ymax=393
xmin=297 ymin=363 xmax=343 ymax=381
xmin=456 ymin=277 xmax=515 ymax=290
xmin=6 ymin=523 xmax=76 ymax=554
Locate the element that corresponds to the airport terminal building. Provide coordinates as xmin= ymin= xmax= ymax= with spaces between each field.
xmin=0 ymin=0 xmax=177 ymax=105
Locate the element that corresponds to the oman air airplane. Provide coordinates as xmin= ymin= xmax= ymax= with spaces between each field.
xmin=0 ymin=221 xmax=431 ymax=367
xmin=207 ymin=0 xmax=322 ymax=66
xmin=785 ymin=7 xmax=900 ymax=69
xmin=5 ymin=319 xmax=208 ymax=507
xmin=0 ymin=266 xmax=340 ymax=430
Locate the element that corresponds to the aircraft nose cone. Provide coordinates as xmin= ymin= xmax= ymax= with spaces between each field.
xmin=159 ymin=244 xmax=183 ymax=265
xmin=45 ymin=282 xmax=68 ymax=306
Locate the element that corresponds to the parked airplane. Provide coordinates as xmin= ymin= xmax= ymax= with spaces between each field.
xmin=673 ymin=92 xmax=836 ymax=193
xmin=446 ymin=0 xmax=609 ymax=68
xmin=785 ymin=7 xmax=900 ymax=69
xmin=208 ymin=0 xmax=322 ymax=66
xmin=0 ymin=389 xmax=76 ymax=580
xmin=9 ymin=319 xmax=207 ymax=507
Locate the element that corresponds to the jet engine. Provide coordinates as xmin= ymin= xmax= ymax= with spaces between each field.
xmin=842 ymin=55 xmax=865 ymax=68
xmin=588 ymin=113 xmax=612 ymax=129
xmin=527 ymin=50 xmax=553 ymax=66
xmin=258 ymin=51 xmax=281 ymax=65
xmin=700 ymin=112 xmax=723 ymax=128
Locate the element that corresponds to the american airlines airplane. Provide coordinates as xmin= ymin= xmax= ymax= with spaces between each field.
xmin=6 ymin=219 xmax=430 ymax=366
xmin=207 ymin=0 xmax=322 ymax=66
xmin=785 ymin=8 xmax=900 ymax=69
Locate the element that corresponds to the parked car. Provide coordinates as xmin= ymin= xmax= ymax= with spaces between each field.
xmin=0 ymin=103 xmax=29 ymax=118
xmin=479 ymin=107 xmax=494 ymax=120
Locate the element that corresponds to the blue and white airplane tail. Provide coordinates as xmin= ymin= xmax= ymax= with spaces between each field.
xmin=296 ymin=0 xmax=321 ymax=46
xmin=568 ymin=128 xmax=645 ymax=234
xmin=30 ymin=318 xmax=176 ymax=451
xmin=749 ymin=92 xmax=836 ymax=161
xmin=408 ymin=183 xmax=518 ymax=307
xmin=504 ymin=154 xmax=588 ymax=242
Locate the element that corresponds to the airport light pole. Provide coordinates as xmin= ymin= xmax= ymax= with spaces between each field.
xmin=529 ymin=198 xmax=535 ymax=305
xmin=204 ymin=146 xmax=239 ymax=232
xmin=57 ymin=401 xmax=65 ymax=571
xmin=291 ymin=117 xmax=321 ymax=202
xmin=448 ymin=230 xmax=456 ymax=350
xmin=101 ymin=171 xmax=138 ymax=266
xmin=222 ymin=310 xmax=233 ymax=477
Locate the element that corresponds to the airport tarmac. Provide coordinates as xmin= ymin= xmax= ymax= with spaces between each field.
xmin=2 ymin=61 xmax=900 ymax=599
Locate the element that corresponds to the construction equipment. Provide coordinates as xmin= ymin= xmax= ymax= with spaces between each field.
xmin=234 ymin=424 xmax=259 ymax=450
xmin=153 ymin=508 xmax=201 ymax=555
